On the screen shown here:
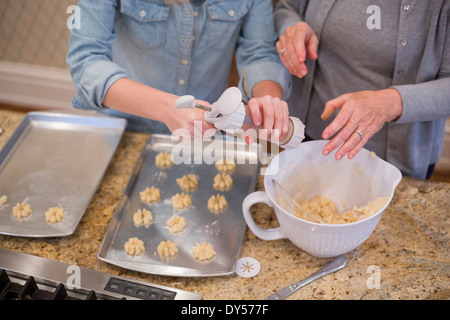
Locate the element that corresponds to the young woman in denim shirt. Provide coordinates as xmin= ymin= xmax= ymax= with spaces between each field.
xmin=67 ymin=0 xmax=291 ymax=141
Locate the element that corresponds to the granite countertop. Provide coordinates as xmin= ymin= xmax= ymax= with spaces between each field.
xmin=0 ymin=108 xmax=449 ymax=300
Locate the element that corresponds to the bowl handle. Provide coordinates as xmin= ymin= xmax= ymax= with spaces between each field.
xmin=242 ymin=191 xmax=286 ymax=241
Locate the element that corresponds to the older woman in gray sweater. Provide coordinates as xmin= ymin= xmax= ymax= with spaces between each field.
xmin=275 ymin=0 xmax=450 ymax=179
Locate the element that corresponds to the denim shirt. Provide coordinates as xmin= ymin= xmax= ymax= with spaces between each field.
xmin=67 ymin=0 xmax=291 ymax=132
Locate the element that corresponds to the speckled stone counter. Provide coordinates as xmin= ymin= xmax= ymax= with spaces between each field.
xmin=0 ymin=108 xmax=449 ymax=300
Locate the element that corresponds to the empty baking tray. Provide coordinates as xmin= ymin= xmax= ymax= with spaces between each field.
xmin=0 ymin=111 xmax=126 ymax=237
xmin=98 ymin=134 xmax=260 ymax=277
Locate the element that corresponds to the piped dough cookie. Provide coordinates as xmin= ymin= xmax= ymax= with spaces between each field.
xmin=207 ymin=194 xmax=227 ymax=214
xmin=176 ymin=174 xmax=199 ymax=192
xmin=172 ymin=192 xmax=192 ymax=210
xmin=193 ymin=242 xmax=216 ymax=261
xmin=133 ymin=208 xmax=153 ymax=228
xmin=213 ymin=173 xmax=232 ymax=191
xmin=12 ymin=202 xmax=32 ymax=219
xmin=155 ymin=152 xmax=173 ymax=169
xmin=140 ymin=186 xmax=161 ymax=204
xmin=45 ymin=207 xmax=65 ymax=224
xmin=215 ymin=158 xmax=236 ymax=174
xmin=0 ymin=195 xmax=7 ymax=206
xmin=166 ymin=215 xmax=186 ymax=234
xmin=157 ymin=240 xmax=178 ymax=257
xmin=124 ymin=237 xmax=145 ymax=256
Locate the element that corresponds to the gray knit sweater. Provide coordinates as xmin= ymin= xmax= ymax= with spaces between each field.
xmin=275 ymin=0 xmax=450 ymax=179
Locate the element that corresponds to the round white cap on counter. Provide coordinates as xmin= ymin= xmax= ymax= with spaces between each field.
xmin=235 ymin=257 xmax=261 ymax=278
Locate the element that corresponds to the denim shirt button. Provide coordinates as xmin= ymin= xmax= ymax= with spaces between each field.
xmin=228 ymin=10 xmax=235 ymax=17
xmin=179 ymin=79 xmax=185 ymax=85
xmin=139 ymin=10 xmax=146 ymax=17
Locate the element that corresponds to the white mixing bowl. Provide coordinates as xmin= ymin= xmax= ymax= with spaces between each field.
xmin=242 ymin=140 xmax=402 ymax=258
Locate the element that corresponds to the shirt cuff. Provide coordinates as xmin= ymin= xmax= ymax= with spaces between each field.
xmin=239 ymin=60 xmax=292 ymax=101
xmin=73 ymin=60 xmax=129 ymax=111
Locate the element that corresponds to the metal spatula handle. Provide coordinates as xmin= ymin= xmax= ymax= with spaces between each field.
xmin=264 ymin=256 xmax=347 ymax=300
xmin=272 ymin=179 xmax=322 ymax=223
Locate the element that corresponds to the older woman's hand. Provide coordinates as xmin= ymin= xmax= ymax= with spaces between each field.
xmin=321 ymin=89 xmax=403 ymax=159
xmin=276 ymin=22 xmax=319 ymax=78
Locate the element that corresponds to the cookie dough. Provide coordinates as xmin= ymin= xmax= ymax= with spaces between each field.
xmin=45 ymin=207 xmax=65 ymax=224
xmin=157 ymin=240 xmax=178 ymax=257
xmin=213 ymin=173 xmax=232 ymax=191
xmin=176 ymin=174 xmax=199 ymax=192
xmin=166 ymin=215 xmax=186 ymax=234
xmin=172 ymin=192 xmax=192 ymax=210
xmin=215 ymin=158 xmax=236 ymax=174
xmin=0 ymin=195 xmax=7 ymax=206
xmin=140 ymin=186 xmax=161 ymax=204
xmin=193 ymin=242 xmax=216 ymax=261
xmin=352 ymin=197 xmax=389 ymax=218
xmin=124 ymin=237 xmax=145 ymax=256
xmin=155 ymin=152 xmax=173 ymax=169
xmin=294 ymin=195 xmax=389 ymax=224
xmin=133 ymin=208 xmax=153 ymax=228
xmin=12 ymin=202 xmax=32 ymax=219
xmin=207 ymin=194 xmax=227 ymax=213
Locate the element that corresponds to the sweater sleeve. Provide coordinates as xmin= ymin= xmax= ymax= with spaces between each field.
xmin=392 ymin=78 xmax=450 ymax=123
xmin=274 ymin=0 xmax=307 ymax=36
xmin=392 ymin=11 xmax=450 ymax=124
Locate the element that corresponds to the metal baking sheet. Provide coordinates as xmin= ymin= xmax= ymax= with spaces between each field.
xmin=98 ymin=134 xmax=260 ymax=277
xmin=0 ymin=111 xmax=126 ymax=237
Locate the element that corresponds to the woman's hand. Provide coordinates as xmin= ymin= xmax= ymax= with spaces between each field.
xmin=165 ymin=99 xmax=216 ymax=140
xmin=321 ymin=89 xmax=403 ymax=159
xmin=276 ymin=22 xmax=319 ymax=78
xmin=103 ymin=78 xmax=216 ymax=138
xmin=247 ymin=95 xmax=290 ymax=142
xmin=247 ymin=81 xmax=289 ymax=143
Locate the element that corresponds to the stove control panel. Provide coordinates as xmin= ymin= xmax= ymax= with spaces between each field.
xmin=105 ymin=278 xmax=176 ymax=300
